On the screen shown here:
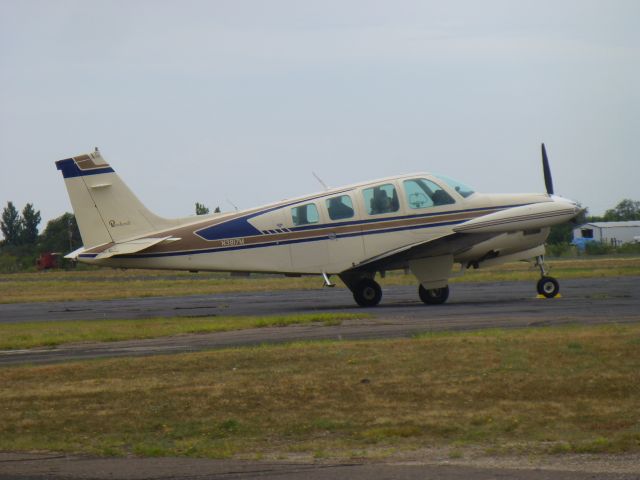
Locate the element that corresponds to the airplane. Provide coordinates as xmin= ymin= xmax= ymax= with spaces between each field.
xmin=55 ymin=144 xmax=582 ymax=307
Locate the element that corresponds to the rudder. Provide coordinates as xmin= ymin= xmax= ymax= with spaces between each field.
xmin=56 ymin=149 xmax=173 ymax=248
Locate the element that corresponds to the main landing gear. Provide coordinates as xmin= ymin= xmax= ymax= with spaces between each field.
xmin=338 ymin=272 xmax=384 ymax=307
xmin=535 ymin=255 xmax=560 ymax=298
xmin=418 ymin=284 xmax=449 ymax=305
xmin=352 ymin=278 xmax=383 ymax=307
xmin=340 ymin=272 xmax=452 ymax=307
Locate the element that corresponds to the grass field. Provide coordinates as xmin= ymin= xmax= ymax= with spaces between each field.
xmin=1 ymin=257 xmax=639 ymax=304
xmin=0 ymin=313 xmax=366 ymax=350
xmin=1 ymin=324 xmax=639 ymax=460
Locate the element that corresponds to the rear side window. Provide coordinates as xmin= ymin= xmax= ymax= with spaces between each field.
xmin=291 ymin=203 xmax=319 ymax=226
xmin=326 ymin=195 xmax=354 ymax=220
xmin=363 ymin=184 xmax=400 ymax=215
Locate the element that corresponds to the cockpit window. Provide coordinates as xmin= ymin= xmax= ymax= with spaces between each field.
xmin=433 ymin=174 xmax=475 ymax=198
xmin=363 ymin=183 xmax=400 ymax=215
xmin=291 ymin=203 xmax=319 ymax=226
xmin=403 ymin=178 xmax=455 ymax=209
xmin=326 ymin=195 xmax=354 ymax=221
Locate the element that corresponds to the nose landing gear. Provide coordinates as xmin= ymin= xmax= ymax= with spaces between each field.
xmin=535 ymin=255 xmax=560 ymax=298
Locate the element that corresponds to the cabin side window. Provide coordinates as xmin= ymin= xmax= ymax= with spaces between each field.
xmin=325 ymin=194 xmax=354 ymax=221
xmin=291 ymin=203 xmax=319 ymax=226
xmin=362 ymin=183 xmax=400 ymax=215
xmin=403 ymin=178 xmax=455 ymax=209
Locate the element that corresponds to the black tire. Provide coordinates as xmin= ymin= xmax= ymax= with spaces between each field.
xmin=537 ymin=276 xmax=560 ymax=298
xmin=353 ymin=278 xmax=382 ymax=307
xmin=418 ymin=284 xmax=449 ymax=305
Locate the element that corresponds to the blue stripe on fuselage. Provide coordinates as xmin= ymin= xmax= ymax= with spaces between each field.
xmin=80 ymin=213 xmax=490 ymax=260
xmin=195 ymin=202 xmax=528 ymax=240
xmin=80 ymin=218 xmax=464 ymax=260
xmin=77 ymin=203 xmax=532 ymax=260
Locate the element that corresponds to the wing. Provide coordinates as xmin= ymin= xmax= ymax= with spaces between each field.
xmin=345 ymin=231 xmax=498 ymax=274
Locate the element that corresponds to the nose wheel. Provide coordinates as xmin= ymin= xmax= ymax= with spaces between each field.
xmin=537 ymin=276 xmax=559 ymax=298
xmin=535 ymin=255 xmax=560 ymax=298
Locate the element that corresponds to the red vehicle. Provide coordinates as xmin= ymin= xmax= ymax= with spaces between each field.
xmin=36 ymin=252 xmax=60 ymax=270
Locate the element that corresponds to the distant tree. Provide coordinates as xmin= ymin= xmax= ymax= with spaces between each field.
xmin=214 ymin=206 xmax=221 ymax=213
xmin=603 ymin=199 xmax=640 ymax=222
xmin=39 ymin=213 xmax=82 ymax=253
xmin=195 ymin=202 xmax=210 ymax=215
xmin=20 ymin=203 xmax=41 ymax=245
xmin=1 ymin=201 xmax=23 ymax=246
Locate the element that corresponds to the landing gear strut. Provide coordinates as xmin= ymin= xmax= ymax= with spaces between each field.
xmin=535 ymin=255 xmax=560 ymax=298
xmin=418 ymin=284 xmax=449 ymax=305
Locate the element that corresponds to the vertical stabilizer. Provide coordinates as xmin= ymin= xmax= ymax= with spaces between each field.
xmin=56 ymin=150 xmax=172 ymax=247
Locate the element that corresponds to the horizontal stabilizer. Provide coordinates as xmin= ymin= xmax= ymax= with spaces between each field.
xmin=95 ymin=236 xmax=179 ymax=259
xmin=64 ymin=246 xmax=87 ymax=260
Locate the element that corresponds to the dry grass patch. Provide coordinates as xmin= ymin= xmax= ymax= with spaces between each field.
xmin=0 ymin=270 xmax=322 ymax=303
xmin=1 ymin=324 xmax=639 ymax=459
xmin=0 ymin=313 xmax=365 ymax=350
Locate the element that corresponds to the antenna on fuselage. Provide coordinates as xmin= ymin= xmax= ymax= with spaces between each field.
xmin=226 ymin=197 xmax=239 ymax=212
xmin=312 ymin=172 xmax=329 ymax=191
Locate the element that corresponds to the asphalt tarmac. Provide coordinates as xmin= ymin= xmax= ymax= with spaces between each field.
xmin=1 ymin=452 xmax=639 ymax=480
xmin=1 ymin=276 xmax=638 ymax=366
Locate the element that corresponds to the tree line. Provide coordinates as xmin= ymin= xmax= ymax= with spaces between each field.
xmin=0 ymin=202 xmax=81 ymax=272
xmin=0 ymin=201 xmax=220 ymax=272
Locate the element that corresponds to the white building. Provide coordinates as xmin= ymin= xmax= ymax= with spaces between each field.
xmin=572 ymin=221 xmax=640 ymax=247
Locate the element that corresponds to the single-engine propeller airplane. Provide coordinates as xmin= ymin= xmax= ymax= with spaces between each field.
xmin=56 ymin=144 xmax=582 ymax=307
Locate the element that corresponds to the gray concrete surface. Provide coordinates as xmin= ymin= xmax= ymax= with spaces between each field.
xmin=1 ymin=277 xmax=639 ymax=366
xmin=1 ymin=277 xmax=639 ymax=325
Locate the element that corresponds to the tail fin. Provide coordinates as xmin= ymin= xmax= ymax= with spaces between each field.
xmin=56 ymin=149 xmax=173 ymax=248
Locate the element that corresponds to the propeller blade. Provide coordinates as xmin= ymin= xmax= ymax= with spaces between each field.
xmin=541 ymin=143 xmax=554 ymax=195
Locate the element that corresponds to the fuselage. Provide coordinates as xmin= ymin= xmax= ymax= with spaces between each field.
xmin=77 ymin=172 xmax=579 ymax=275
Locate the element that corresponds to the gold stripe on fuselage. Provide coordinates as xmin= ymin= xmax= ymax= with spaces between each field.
xmin=86 ymin=206 xmax=504 ymax=258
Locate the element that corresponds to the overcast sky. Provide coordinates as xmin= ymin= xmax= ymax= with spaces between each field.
xmin=1 ymin=0 xmax=638 ymax=233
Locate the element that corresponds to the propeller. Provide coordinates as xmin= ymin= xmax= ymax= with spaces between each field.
xmin=541 ymin=143 xmax=554 ymax=195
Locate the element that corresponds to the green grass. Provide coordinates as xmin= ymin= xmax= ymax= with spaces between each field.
xmin=0 ymin=313 xmax=367 ymax=350
xmin=1 ymin=257 xmax=639 ymax=304
xmin=1 ymin=323 xmax=639 ymax=460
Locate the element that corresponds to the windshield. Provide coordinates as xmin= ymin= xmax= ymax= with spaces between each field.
xmin=433 ymin=174 xmax=476 ymax=198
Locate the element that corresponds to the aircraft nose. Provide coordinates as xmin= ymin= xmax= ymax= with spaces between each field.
xmin=552 ymin=195 xmax=583 ymax=217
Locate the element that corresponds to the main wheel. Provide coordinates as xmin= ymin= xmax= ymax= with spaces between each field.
xmin=537 ymin=276 xmax=560 ymax=298
xmin=419 ymin=284 xmax=449 ymax=305
xmin=353 ymin=278 xmax=382 ymax=307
